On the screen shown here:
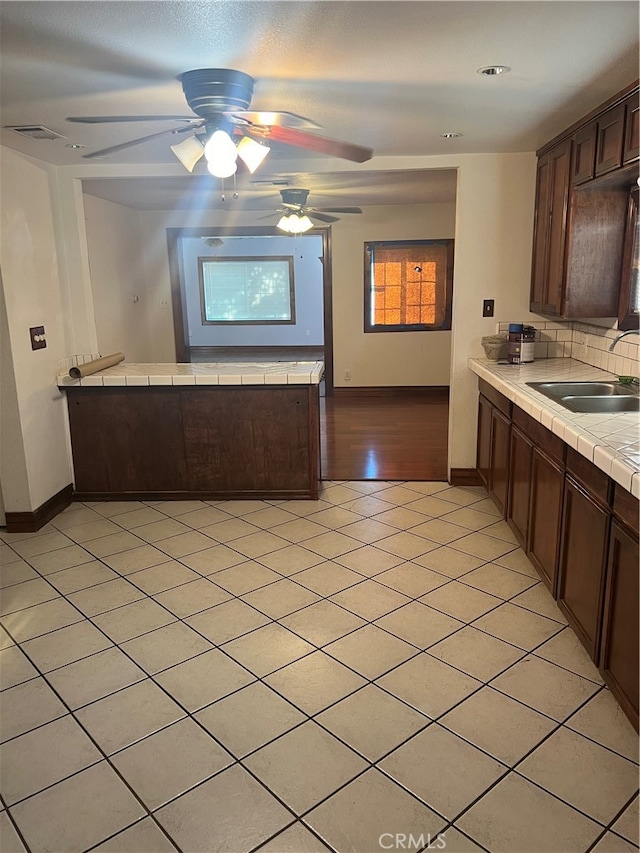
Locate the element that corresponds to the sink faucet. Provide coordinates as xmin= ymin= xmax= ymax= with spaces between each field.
xmin=609 ymin=329 xmax=640 ymax=351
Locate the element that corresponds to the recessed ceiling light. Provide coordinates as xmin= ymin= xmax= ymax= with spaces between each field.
xmin=477 ymin=65 xmax=511 ymax=76
xmin=441 ymin=132 xmax=462 ymax=139
xmin=65 ymin=143 xmax=86 ymax=149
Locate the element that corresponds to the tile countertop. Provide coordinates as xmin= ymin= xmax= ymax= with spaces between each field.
xmin=469 ymin=357 xmax=640 ymax=499
xmin=57 ymin=361 xmax=325 ymax=387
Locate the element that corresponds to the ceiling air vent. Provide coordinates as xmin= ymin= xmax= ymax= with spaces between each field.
xmin=4 ymin=125 xmax=66 ymax=141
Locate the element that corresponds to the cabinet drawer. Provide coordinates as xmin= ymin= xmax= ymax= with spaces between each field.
xmin=566 ymin=447 xmax=611 ymax=507
xmin=613 ymin=485 xmax=640 ymax=537
xmin=478 ymin=379 xmax=511 ymax=417
xmin=512 ymin=406 xmax=565 ymax=464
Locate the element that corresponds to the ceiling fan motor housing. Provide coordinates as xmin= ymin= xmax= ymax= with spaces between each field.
xmin=179 ymin=69 xmax=254 ymax=120
xmin=281 ymin=188 xmax=310 ymax=207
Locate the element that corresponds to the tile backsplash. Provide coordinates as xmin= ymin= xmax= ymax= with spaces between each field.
xmin=496 ymin=320 xmax=640 ymax=378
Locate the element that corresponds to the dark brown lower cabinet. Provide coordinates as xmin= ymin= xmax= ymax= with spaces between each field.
xmin=600 ymin=520 xmax=639 ymax=729
xmin=557 ymin=476 xmax=610 ymax=661
xmin=489 ymin=409 xmax=510 ymax=517
xmin=476 ymin=394 xmax=492 ymax=489
xmin=507 ymin=426 xmax=533 ymax=548
xmin=527 ymin=448 xmax=564 ymax=594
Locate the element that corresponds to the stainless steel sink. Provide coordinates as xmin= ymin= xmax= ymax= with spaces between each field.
xmin=527 ymin=381 xmax=639 ymax=413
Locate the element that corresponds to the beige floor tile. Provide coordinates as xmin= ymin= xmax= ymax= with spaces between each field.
xmin=612 ymin=795 xmax=639 ymax=845
xmin=590 ymin=831 xmax=639 ymax=852
xmin=437 ymin=827 xmax=488 ymax=851
xmin=21 ymin=620 xmax=113 ymax=672
xmin=302 ymin=531 xmax=363 ymax=559
xmin=0 ymin=645 xmax=38 ymax=690
xmin=23 ymin=543 xmax=94 ymax=575
xmin=304 ymin=506 xmax=362 ymax=529
xmin=316 ymin=684 xmax=428 ymax=761
xmin=101 ymin=544 xmax=172 ymax=574
xmin=231 ymin=531 xmax=291 ymax=558
xmin=0 ymin=679 xmax=67 ymax=742
xmin=510 ymin=583 xmax=568 ymax=624
xmin=0 ymin=578 xmax=59 ymax=617
xmin=334 ymin=545 xmax=404 ymax=576
xmin=442 ymin=506 xmax=499 ymax=531
xmin=215 ymin=499 xmax=273 ymax=516
xmin=201 ymin=517 xmax=262 ymax=543
xmin=373 ymin=506 xmax=431 ymax=529
xmin=196 ymin=681 xmax=306 ymax=757
xmin=0 ymin=625 xmax=13 ymax=649
xmin=340 ymin=495 xmax=395 ymax=516
xmin=279 ymin=600 xmax=366 ymax=646
xmin=84 ymin=531 xmax=146 ymax=558
xmin=126 ymin=561 xmax=200 ymax=594
xmin=440 ymin=685 xmax=557 ymax=766
xmin=93 ymin=818 xmax=178 ymax=852
xmin=258 ymin=544 xmax=325 ymax=574
xmin=67 ymin=578 xmax=145 ymax=616
xmin=330 ymin=580 xmax=410 ymax=621
xmin=246 ymin=506 xmax=300 ymax=529
xmin=121 ymin=622 xmax=213 ymax=674
xmin=222 ymin=622 xmax=314 ymax=676
xmin=460 ymin=563 xmax=538 ymax=599
xmin=450 ymin=532 xmax=517 ymax=561
xmin=9 ymin=762 xmax=145 ymax=853
xmin=153 ymin=500 xmax=212 ymax=518
xmin=403 ymin=495 xmax=464 ymax=517
xmin=63 ymin=519 xmax=125 ymax=544
xmin=482 ymin=519 xmax=521 ymax=544
xmin=292 ymin=561 xmax=362 ymax=596
xmin=473 ymin=601 xmax=564 ymax=650
xmin=180 ymin=543 xmax=247 ymax=574
xmin=420 ymin=580 xmax=502 ymax=622
xmin=518 ymin=726 xmax=639 ymax=825
xmin=87 ymin=501 xmax=147 ymax=518
xmin=76 ymin=679 xmax=185 ymax=754
xmin=409 ymin=519 xmax=472 ymax=546
xmin=306 ymin=767 xmax=446 ymax=851
xmin=0 ymin=811 xmax=27 ymax=853
xmin=428 ymin=626 xmax=524 ymax=681
xmin=270 ymin=518 xmax=329 ymax=543
xmin=259 ymin=822 xmax=331 ymax=852
xmin=111 ymin=717 xmax=232 ymax=809
xmin=534 ymin=628 xmax=604 ymax=682
xmin=47 ymin=647 xmax=146 ymax=709
xmin=108 ymin=506 xmax=167 ymax=529
xmin=375 ymin=562 xmax=449 ymax=597
xmin=133 ymin=518 xmax=192 ymax=543
xmin=337 ymin=518 xmax=398 ymax=543
xmin=45 ymin=561 xmax=119 ymax=594
xmin=568 ymin=685 xmax=639 ymax=761
xmin=432 ymin=486 xmax=488 ymax=508
xmin=154 ymin=577 xmax=231 ymax=617
xmin=493 ymin=548 xmax=540 ymax=577
xmin=242 ymin=579 xmax=320 ymax=619
xmin=0 ymin=715 xmax=102 ymax=805
xmin=0 ymin=598 xmax=84 ymax=642
xmin=210 ymin=561 xmax=282 ymax=594
xmin=376 ymin=653 xmax=482 ymax=719
xmin=380 ymin=485 xmax=432 ymax=505
xmin=321 ymin=484 xmax=368 ymax=506
xmin=0 ymin=560 xmax=38 ymax=588
xmin=154 ymin=648 xmax=255 ymax=711
xmin=174 ymin=506 xmax=232 ymax=528
xmin=50 ymin=506 xmax=105 ymax=530
xmin=11 ymin=531 xmax=74 ymax=558
xmin=412 ymin=545 xmax=485 ymax=577
xmin=456 ymin=772 xmax=601 ymax=853
xmin=244 ymin=722 xmax=367 ymax=813
xmin=265 ymin=650 xmax=367 ymax=713
xmin=374 ymin=531 xmax=439 ymax=560
xmin=155 ymin=764 xmax=291 ymax=853
xmin=269 ymin=499 xmax=333 ymax=517
xmin=491 ymin=655 xmax=600 ymax=721
xmin=324 ymin=624 xmax=416 ymax=679
xmin=467 ymin=496 xmax=503 ymax=516
xmin=186 ymin=599 xmax=270 ymax=644
xmin=92 ymin=598 xmax=177 ymax=643
xmin=380 ymin=724 xmax=506 ymax=819
xmin=155 ymin=530 xmax=215 ymax=558
xmin=376 ymin=601 xmax=464 ymax=649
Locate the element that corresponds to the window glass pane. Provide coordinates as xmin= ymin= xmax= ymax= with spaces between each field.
xmin=200 ymin=257 xmax=294 ymax=324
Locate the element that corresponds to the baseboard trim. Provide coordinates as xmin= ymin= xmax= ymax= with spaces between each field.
xmin=71 ymin=488 xmax=319 ymax=501
xmin=449 ymin=468 xmax=484 ymax=486
xmin=4 ymin=483 xmax=74 ymax=533
xmin=332 ymin=386 xmax=449 ymax=398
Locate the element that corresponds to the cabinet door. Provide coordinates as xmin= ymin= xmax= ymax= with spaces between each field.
xmin=476 ymin=394 xmax=492 ymax=489
xmin=572 ymin=122 xmax=597 ymax=185
xmin=544 ymin=140 xmax=572 ymax=314
xmin=489 ymin=408 xmax=510 ymax=517
xmin=623 ymin=92 xmax=640 ymax=164
xmin=527 ymin=448 xmax=563 ymax=594
xmin=600 ymin=520 xmax=639 ymax=730
xmin=557 ymin=477 xmax=610 ymax=661
xmin=595 ymin=103 xmax=625 ymax=176
xmin=507 ymin=426 xmax=533 ymax=548
xmin=530 ymin=154 xmax=552 ymax=312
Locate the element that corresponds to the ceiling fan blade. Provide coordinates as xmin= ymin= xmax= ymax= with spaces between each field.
xmin=230 ymin=111 xmax=321 ymax=130
xmin=248 ymin=125 xmax=373 ymax=163
xmin=308 ymin=211 xmax=339 ymax=223
xmin=67 ymin=115 xmax=199 ymax=123
xmin=314 ymin=206 xmax=363 ymax=214
xmin=82 ymin=124 xmax=200 ymax=159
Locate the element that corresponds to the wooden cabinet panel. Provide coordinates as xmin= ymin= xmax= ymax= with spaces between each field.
xmin=595 ymin=103 xmax=626 ymax=176
xmin=490 ymin=408 xmax=510 ymax=517
xmin=572 ymin=122 xmax=597 ymax=185
xmin=623 ymin=93 xmax=639 ymax=164
xmin=600 ymin=520 xmax=639 ymax=730
xmin=507 ymin=426 xmax=533 ymax=548
xmin=476 ymin=394 xmax=492 ymax=489
xmin=67 ymin=388 xmax=188 ymax=494
xmin=545 ymin=140 xmax=572 ymax=314
xmin=557 ymin=477 xmax=610 ymax=660
xmin=528 ymin=448 xmax=564 ymax=594
xmin=531 ymin=155 xmax=552 ymax=313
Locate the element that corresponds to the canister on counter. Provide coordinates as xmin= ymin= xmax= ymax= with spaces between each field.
xmin=507 ymin=324 xmax=536 ymax=364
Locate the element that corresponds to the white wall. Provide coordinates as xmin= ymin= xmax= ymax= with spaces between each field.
xmin=0 ymin=149 xmax=73 ymax=512
xmin=83 ymin=195 xmax=152 ymax=362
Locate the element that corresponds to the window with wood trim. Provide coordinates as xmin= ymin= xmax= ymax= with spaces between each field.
xmin=364 ymin=240 xmax=454 ymax=332
xmin=199 ymin=256 xmax=295 ymax=324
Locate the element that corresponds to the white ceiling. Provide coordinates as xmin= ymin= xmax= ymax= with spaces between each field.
xmin=1 ymin=1 xmax=638 ymax=211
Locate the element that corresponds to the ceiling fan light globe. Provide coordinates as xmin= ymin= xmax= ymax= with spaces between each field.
xmin=236 ymin=136 xmax=270 ymax=173
xmin=170 ymin=135 xmax=205 ymax=172
xmin=207 ymin=157 xmax=237 ymax=178
xmin=204 ymin=129 xmax=237 ymax=163
xmin=283 ymin=213 xmax=313 ymax=234
xmin=277 ymin=215 xmax=293 ymax=233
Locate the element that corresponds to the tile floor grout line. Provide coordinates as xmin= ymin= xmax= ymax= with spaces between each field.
xmin=0 ymin=792 xmax=33 ymax=853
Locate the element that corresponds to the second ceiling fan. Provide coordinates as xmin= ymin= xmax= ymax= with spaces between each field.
xmin=272 ymin=188 xmax=363 ymax=233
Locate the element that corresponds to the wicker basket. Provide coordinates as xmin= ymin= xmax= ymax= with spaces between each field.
xmin=481 ymin=334 xmax=508 ymax=361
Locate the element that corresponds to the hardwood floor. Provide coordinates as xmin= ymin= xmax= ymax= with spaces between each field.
xmin=320 ymin=391 xmax=449 ymax=481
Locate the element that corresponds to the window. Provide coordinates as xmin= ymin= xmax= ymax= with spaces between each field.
xmin=364 ymin=240 xmax=454 ymax=332
xmin=199 ymin=256 xmax=295 ymax=324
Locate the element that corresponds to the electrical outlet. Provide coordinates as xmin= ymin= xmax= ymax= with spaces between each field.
xmin=29 ymin=325 xmax=46 ymax=350
xmin=482 ymin=299 xmax=495 ymax=318
xmin=344 ymin=370 xmax=351 ymax=381
xmin=158 ymin=298 xmax=170 ymax=310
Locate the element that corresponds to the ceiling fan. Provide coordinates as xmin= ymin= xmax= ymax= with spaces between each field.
xmin=66 ymin=68 xmax=373 ymax=174
xmin=271 ymin=188 xmax=363 ymax=233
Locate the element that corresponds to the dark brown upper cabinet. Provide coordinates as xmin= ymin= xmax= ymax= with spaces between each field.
xmin=618 ymin=186 xmax=640 ymax=331
xmin=595 ymin=103 xmax=626 ymax=177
